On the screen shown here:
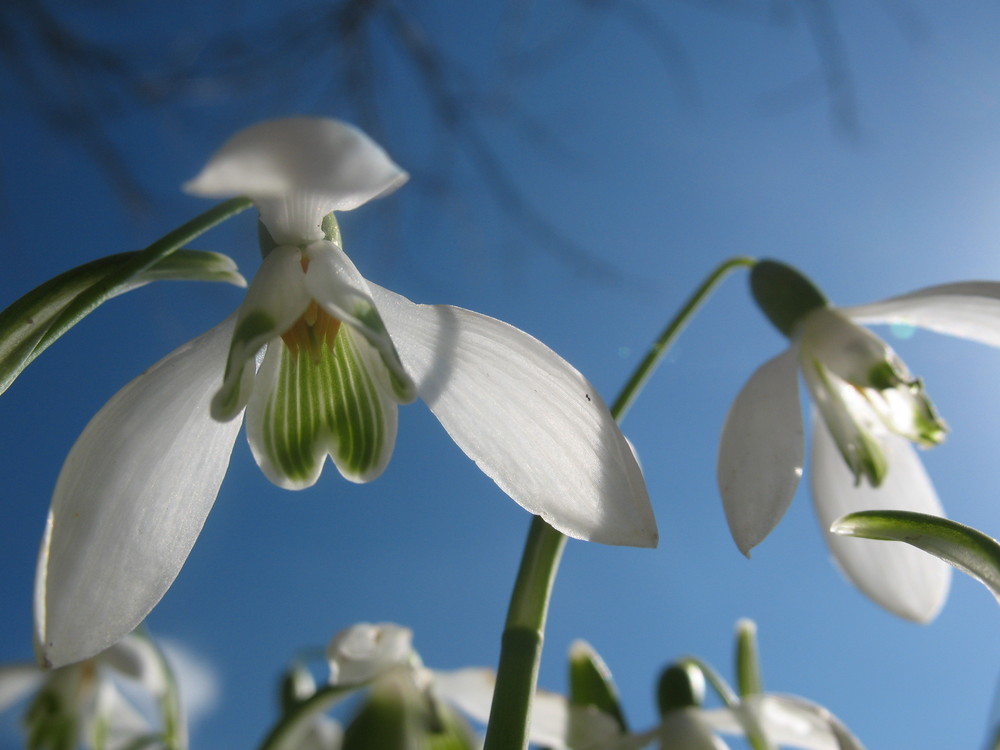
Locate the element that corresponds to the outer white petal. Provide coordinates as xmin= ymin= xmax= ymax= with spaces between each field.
xmin=758 ymin=695 xmax=865 ymax=750
xmin=100 ymin=635 xmax=168 ymax=697
xmin=810 ymin=416 xmax=950 ymax=622
xmin=844 ymin=282 xmax=1000 ymax=348
xmin=184 ymin=117 xmax=408 ymax=244
xmin=368 ymin=285 xmax=657 ymax=548
xmin=35 ymin=319 xmax=243 ymax=668
xmin=657 ymin=709 xmax=731 ymax=750
xmin=703 ymin=695 xmax=845 ymax=750
xmin=717 ymin=348 xmax=805 ymax=556
xmin=295 ymin=716 xmax=343 ymax=750
xmin=92 ymin=679 xmax=156 ymax=750
xmin=0 ymin=665 xmax=44 ymax=711
xmin=429 ymin=668 xmax=621 ymax=750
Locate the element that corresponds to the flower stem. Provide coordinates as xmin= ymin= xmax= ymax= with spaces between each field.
xmin=482 ymin=256 xmax=756 ymax=750
xmin=38 ymin=197 xmax=253 ymax=361
xmin=610 ymin=255 xmax=756 ymax=422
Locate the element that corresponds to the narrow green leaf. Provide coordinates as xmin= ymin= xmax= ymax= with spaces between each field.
xmin=735 ymin=618 xmax=763 ymax=698
xmin=568 ymin=641 xmax=627 ymax=732
xmin=832 ymin=510 xmax=1000 ymax=605
xmin=0 ymin=249 xmax=244 ymax=397
xmin=258 ymin=684 xmax=357 ymax=750
xmin=0 ymin=197 xmax=251 ymax=397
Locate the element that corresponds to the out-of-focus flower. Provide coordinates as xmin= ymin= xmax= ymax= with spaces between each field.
xmin=526 ymin=635 xmax=864 ymax=750
xmin=717 ymin=261 xmax=1000 ymax=621
xmin=0 ymin=633 xmax=180 ymax=750
xmin=34 ymin=117 xmax=656 ymax=669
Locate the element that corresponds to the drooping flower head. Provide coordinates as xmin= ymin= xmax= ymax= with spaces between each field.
xmin=751 ymin=261 xmax=946 ymax=486
xmin=35 ymin=117 xmax=656 ymax=669
xmin=718 ymin=260 xmax=959 ymax=621
xmin=184 ymin=118 xmax=417 ymax=487
xmin=0 ymin=634 xmax=178 ymax=750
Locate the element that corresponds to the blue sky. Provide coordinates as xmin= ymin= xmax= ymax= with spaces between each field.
xmin=3 ymin=1 xmax=1000 ymax=748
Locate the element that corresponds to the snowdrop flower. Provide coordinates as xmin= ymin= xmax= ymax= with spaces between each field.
xmin=446 ymin=657 xmax=862 ymax=750
xmin=34 ymin=117 xmax=656 ymax=669
xmin=325 ymin=622 xmax=609 ymax=749
xmin=0 ymin=634 xmax=177 ymax=750
xmin=718 ymin=259 xmax=1000 ymax=621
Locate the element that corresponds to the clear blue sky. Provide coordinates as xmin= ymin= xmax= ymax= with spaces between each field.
xmin=3 ymin=2 xmax=1000 ymax=748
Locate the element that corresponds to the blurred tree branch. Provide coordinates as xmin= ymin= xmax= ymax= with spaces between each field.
xmin=0 ymin=0 xmax=925 ymax=277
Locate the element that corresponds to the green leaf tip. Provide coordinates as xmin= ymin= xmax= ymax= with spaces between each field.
xmin=833 ymin=510 xmax=1000 ymax=606
xmin=568 ymin=640 xmax=627 ymax=731
xmin=750 ymin=260 xmax=829 ymax=338
xmin=735 ymin=618 xmax=763 ymax=698
xmin=657 ymin=662 xmax=705 ymax=716
xmin=0 ymin=249 xmax=244 ymax=399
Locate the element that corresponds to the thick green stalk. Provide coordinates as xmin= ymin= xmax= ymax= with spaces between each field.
xmin=482 ymin=256 xmax=755 ymax=750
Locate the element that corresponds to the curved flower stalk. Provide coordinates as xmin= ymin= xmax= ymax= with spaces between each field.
xmin=717 ymin=260 xmax=1000 ymax=622
xmin=34 ymin=117 xmax=657 ymax=669
xmin=0 ymin=632 xmax=184 ymax=750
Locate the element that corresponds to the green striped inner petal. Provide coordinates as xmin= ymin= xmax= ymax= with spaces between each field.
xmin=250 ymin=325 xmax=400 ymax=488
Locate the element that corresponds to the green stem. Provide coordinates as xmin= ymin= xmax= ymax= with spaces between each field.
xmin=40 ymin=196 xmax=253 ymax=357
xmin=482 ymin=256 xmax=755 ymax=750
xmin=611 ymin=255 xmax=756 ymax=422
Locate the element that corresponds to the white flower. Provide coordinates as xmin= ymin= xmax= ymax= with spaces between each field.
xmin=324 ymin=622 xmax=616 ymax=749
xmin=438 ymin=660 xmax=863 ymax=750
xmin=600 ymin=696 xmax=861 ymax=750
xmin=0 ymin=634 xmax=175 ymax=750
xmin=34 ymin=117 xmax=656 ymax=668
xmin=718 ymin=260 xmax=1000 ymax=622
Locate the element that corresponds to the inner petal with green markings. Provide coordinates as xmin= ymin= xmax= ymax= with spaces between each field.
xmin=209 ymin=240 xmax=415 ymax=489
xmin=246 ymin=302 xmax=403 ymax=488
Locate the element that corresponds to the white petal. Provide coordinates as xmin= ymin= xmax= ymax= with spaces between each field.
xmin=326 ymin=623 xmax=413 ymax=686
xmin=429 ymin=668 xmax=495 ymax=726
xmin=296 ymin=717 xmax=343 ymax=750
xmin=91 ymin=679 xmax=156 ymax=750
xmin=245 ymin=326 xmax=399 ymax=488
xmin=305 ymin=241 xmax=414 ymax=401
xmin=0 ymin=665 xmax=44 ymax=711
xmin=35 ymin=319 xmax=243 ymax=668
xmin=430 ymin=668 xmax=610 ymax=750
xmin=755 ymin=695 xmax=865 ymax=750
xmin=658 ymin=709 xmax=731 ymax=750
xmin=844 ymin=282 xmax=1000 ymax=348
xmin=810 ymin=416 xmax=951 ymax=622
xmin=213 ymin=246 xmax=310 ymax=420
xmin=717 ymin=349 xmax=805 ymax=556
xmin=184 ymin=117 xmax=408 ymax=244
xmin=368 ymin=285 xmax=657 ymax=548
xmin=100 ymin=634 xmax=168 ymax=697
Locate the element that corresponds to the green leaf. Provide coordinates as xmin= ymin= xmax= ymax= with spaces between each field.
xmin=258 ymin=684 xmax=358 ymax=750
xmin=341 ymin=678 xmax=423 ymax=750
xmin=735 ymin=618 xmax=763 ymax=698
xmin=568 ymin=641 xmax=627 ymax=732
xmin=0 ymin=196 xmax=251 ymax=398
xmin=832 ymin=510 xmax=1000 ymax=605
xmin=0 ymin=249 xmax=244 ymax=397
xmin=656 ymin=663 xmax=704 ymax=716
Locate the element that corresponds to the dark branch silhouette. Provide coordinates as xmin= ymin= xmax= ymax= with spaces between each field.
xmin=1 ymin=0 xmax=926 ymax=277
